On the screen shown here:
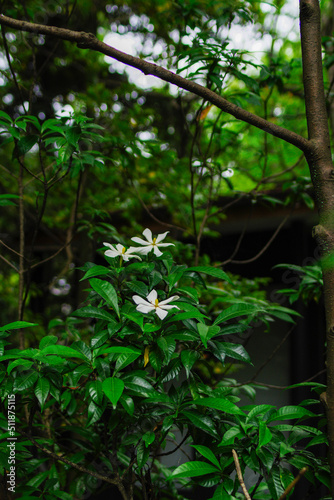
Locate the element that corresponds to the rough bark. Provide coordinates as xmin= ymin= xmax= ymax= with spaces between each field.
xmin=300 ymin=1 xmax=334 ymax=495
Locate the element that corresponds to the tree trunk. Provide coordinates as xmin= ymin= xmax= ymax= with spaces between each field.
xmin=300 ymin=0 xmax=334 ymax=495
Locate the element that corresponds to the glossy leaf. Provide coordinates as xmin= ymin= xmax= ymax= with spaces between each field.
xmin=171 ymin=461 xmax=220 ymax=478
xmin=102 ymin=377 xmax=124 ymax=408
xmin=13 ymin=371 xmax=38 ymax=391
xmin=194 ymin=397 xmax=245 ymax=415
xmin=89 ymin=278 xmax=120 ymax=317
xmin=35 ymin=377 xmax=50 ymax=410
xmin=41 ymin=345 xmax=88 ymax=361
xmin=192 ymin=445 xmax=221 ymax=469
xmin=0 ymin=321 xmax=38 ymax=332
xmin=72 ymin=306 xmax=118 ymax=323
xmin=213 ymin=304 xmax=258 ymax=325
xmin=258 ymin=421 xmax=273 ymax=449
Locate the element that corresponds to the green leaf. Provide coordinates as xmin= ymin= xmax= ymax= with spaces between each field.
xmin=79 ymin=265 xmax=111 ymax=281
xmin=194 ymin=397 xmax=244 ymax=416
xmin=171 ymin=461 xmax=220 ymax=478
xmin=0 ymin=194 xmax=20 ymax=207
xmin=213 ymin=341 xmax=252 ymax=364
xmin=213 ymin=304 xmax=258 ymax=325
xmin=35 ymin=377 xmax=50 ymax=410
xmin=102 ymin=346 xmax=141 ymax=355
xmin=127 ymin=281 xmax=149 ymax=297
xmin=72 ymin=306 xmax=118 ymax=323
xmin=181 ymin=350 xmax=201 ymax=377
xmin=102 ymin=377 xmax=124 ymax=408
xmin=115 ymin=353 xmax=141 ymax=371
xmin=267 ymin=406 xmax=315 ymax=423
xmin=137 ymin=440 xmax=150 ymax=469
xmin=191 ymin=445 xmax=221 ymax=469
xmin=119 ymin=394 xmax=135 ymax=415
xmin=27 ymin=470 xmax=50 ymax=488
xmin=258 ymin=421 xmax=272 ymax=449
xmin=39 ymin=336 xmax=58 ymax=349
xmin=41 ymin=345 xmax=88 ymax=361
xmin=13 ymin=371 xmax=38 ymax=391
xmin=245 ymin=404 xmax=275 ymax=420
xmin=143 ymin=431 xmax=155 ymax=447
xmin=7 ymin=359 xmax=33 ymax=374
xmin=125 ymin=377 xmax=156 ymax=397
xmin=197 ymin=324 xmax=220 ymax=348
xmin=0 ymin=110 xmax=12 ymax=123
xmin=13 ymin=134 xmax=39 ymax=158
xmin=182 ymin=410 xmax=218 ymax=438
xmin=266 ymin=464 xmax=284 ymax=499
xmin=88 ymin=380 xmax=103 ymax=405
xmin=0 ymin=321 xmax=38 ymax=332
xmin=87 ymin=400 xmax=104 ymax=426
xmin=90 ymin=330 xmax=109 ymax=349
xmin=89 ymin=278 xmax=120 ymax=317
xmin=187 ymin=266 xmax=232 ymax=283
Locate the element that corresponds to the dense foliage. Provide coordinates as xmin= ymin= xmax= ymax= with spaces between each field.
xmin=0 ymin=0 xmax=333 ymax=498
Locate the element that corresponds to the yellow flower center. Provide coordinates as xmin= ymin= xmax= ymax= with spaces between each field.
xmin=154 ymin=299 xmax=159 ymax=307
xmin=122 ymin=247 xmax=126 ymax=254
xmin=152 ymin=237 xmax=157 ymax=245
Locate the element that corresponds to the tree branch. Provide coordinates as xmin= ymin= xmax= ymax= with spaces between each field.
xmin=232 ymin=449 xmax=251 ymax=500
xmin=0 ymin=14 xmax=312 ymax=154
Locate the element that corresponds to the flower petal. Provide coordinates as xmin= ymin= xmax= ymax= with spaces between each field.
xmin=103 ymin=242 xmax=115 ymax=250
xmin=146 ymin=289 xmax=158 ymax=304
xmin=142 ymin=228 xmax=153 ymax=242
xmin=155 ymin=231 xmax=169 ymax=243
xmin=131 ymin=246 xmax=152 ymax=255
xmin=159 ymin=304 xmax=180 ymax=311
xmin=153 ymin=246 xmax=163 ymax=257
xmin=105 ymin=249 xmax=119 ymax=258
xmin=131 ymin=237 xmax=151 ymax=246
xmin=133 ymin=295 xmax=148 ymax=305
xmin=136 ymin=304 xmax=155 ymax=314
xmin=159 ymin=295 xmax=179 ymax=305
xmin=115 ymin=243 xmax=125 ymax=253
xmin=155 ymin=307 xmax=168 ymax=320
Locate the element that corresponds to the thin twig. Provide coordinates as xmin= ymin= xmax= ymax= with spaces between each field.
xmin=18 ymin=429 xmax=120 ymax=487
xmin=249 ymin=326 xmax=295 ymax=383
xmin=277 ymin=467 xmax=308 ymax=500
xmin=156 ymin=433 xmax=189 ymax=457
xmin=131 ymin=179 xmax=185 ymax=232
xmin=0 ymin=254 xmax=18 ymax=271
xmin=230 ymin=212 xmax=290 ymax=264
xmin=0 ymin=238 xmax=24 ymax=258
xmin=232 ymin=449 xmax=251 ymax=500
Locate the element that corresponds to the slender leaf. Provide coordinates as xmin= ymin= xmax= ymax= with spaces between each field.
xmin=191 ymin=445 xmax=221 ymax=469
xmin=171 ymin=461 xmax=220 ymax=478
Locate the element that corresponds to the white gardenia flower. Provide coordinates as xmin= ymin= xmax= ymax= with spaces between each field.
xmin=131 ymin=228 xmax=174 ymax=257
xmin=103 ymin=242 xmax=141 ymax=261
xmin=133 ymin=289 xmax=180 ymax=320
